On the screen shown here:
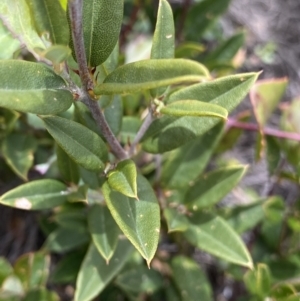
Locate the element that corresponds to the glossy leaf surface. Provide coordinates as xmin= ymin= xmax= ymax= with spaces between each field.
xmin=75 ymin=240 xmax=133 ymax=301
xmin=0 ymin=179 xmax=68 ymax=210
xmin=160 ymin=100 xmax=228 ymax=119
xmin=0 ymin=61 xmax=72 ymax=114
xmin=171 ymin=256 xmax=212 ymax=301
xmin=1 ymin=133 xmax=37 ymax=181
xmin=43 ymin=116 xmax=108 ymax=172
xmin=184 ymin=213 xmax=253 ymax=268
xmin=184 ymin=165 xmax=247 ymax=210
xmin=103 ymin=175 xmax=160 ymax=265
xmin=94 ymin=59 xmax=209 ymax=95
xmin=69 ymin=0 xmax=123 ymax=67
xmin=108 ymin=159 xmax=138 ymax=199
xmin=88 ymin=204 xmax=119 ymax=263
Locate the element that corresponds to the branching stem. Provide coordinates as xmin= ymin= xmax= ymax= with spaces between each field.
xmin=68 ymin=0 xmax=128 ymax=160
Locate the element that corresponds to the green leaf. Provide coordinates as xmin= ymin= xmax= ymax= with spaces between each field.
xmin=42 ymin=45 xmax=71 ymax=64
xmin=120 ymin=116 xmax=141 ymax=145
xmin=103 ymin=95 xmax=123 ymax=136
xmin=184 ymin=165 xmax=247 ymax=210
xmin=184 ymin=213 xmax=253 ymax=268
xmin=45 ymin=227 xmax=89 ymax=253
xmin=167 ymin=73 xmax=259 ymax=112
xmin=68 ymin=0 xmax=123 ymax=67
xmin=42 ymin=116 xmax=108 ymax=172
xmin=250 ymin=77 xmax=288 ymax=127
xmin=150 ymin=0 xmax=175 ymax=97
xmin=163 ymin=208 xmax=189 ymax=233
xmin=0 ymin=60 xmax=73 ymax=115
xmin=175 ymin=42 xmax=205 ymax=59
xmin=161 ymin=122 xmax=224 ymax=188
xmin=0 ymin=275 xmax=24 ymax=298
xmin=220 ymin=201 xmax=265 ymax=234
xmin=0 ymin=179 xmax=68 ymax=210
xmin=94 ymin=59 xmax=209 ymax=95
xmin=244 ymin=264 xmax=271 ymax=298
xmin=0 ymin=0 xmax=46 ymax=55
xmin=23 ymin=289 xmax=59 ymax=301
xmin=0 ymin=257 xmax=13 ymax=286
xmin=108 ymin=159 xmax=138 ymax=199
xmin=75 ymin=240 xmax=133 ymax=301
xmin=160 ymin=100 xmax=228 ymax=119
xmin=115 ymin=265 xmax=163 ymax=294
xmin=1 ymin=133 xmax=37 ymax=181
xmin=14 ymin=251 xmax=50 ymax=290
xmin=56 ymin=145 xmax=80 ymax=184
xmin=102 ymin=174 xmax=160 ymax=266
xmin=0 ymin=21 xmax=20 ymax=59
xmin=171 ymin=256 xmax=213 ymax=301
xmin=26 ymin=0 xmax=69 ymax=45
xmin=51 ymin=250 xmax=86 ymax=284
xmin=184 ymin=0 xmax=231 ymax=41
xmin=88 ymin=204 xmax=120 ymax=263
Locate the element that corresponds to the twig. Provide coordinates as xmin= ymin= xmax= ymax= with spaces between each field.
xmin=226 ymin=118 xmax=300 ymax=142
xmin=68 ymin=0 xmax=128 ymax=160
xmin=129 ymin=107 xmax=155 ymax=156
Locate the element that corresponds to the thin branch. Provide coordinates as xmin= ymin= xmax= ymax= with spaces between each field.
xmin=68 ymin=0 xmax=128 ymax=160
xmin=226 ymin=118 xmax=300 ymax=142
xmin=129 ymin=107 xmax=155 ymax=156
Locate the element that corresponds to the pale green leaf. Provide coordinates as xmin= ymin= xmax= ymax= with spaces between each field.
xmin=251 ymin=77 xmax=288 ymax=127
xmin=0 ymin=0 xmax=46 ymax=55
xmin=167 ymin=72 xmax=259 ymax=111
xmin=0 ymin=257 xmax=13 ymax=286
xmin=14 ymin=252 xmax=50 ymax=291
xmin=175 ymin=42 xmax=205 ymax=59
xmin=56 ymin=145 xmax=80 ymax=184
xmin=160 ymin=100 xmax=228 ymax=119
xmin=0 ymin=21 xmax=20 ymax=59
xmin=102 ymin=174 xmax=160 ymax=266
xmin=184 ymin=165 xmax=247 ymax=210
xmin=163 ymin=208 xmax=189 ymax=233
xmin=42 ymin=45 xmax=71 ymax=64
xmin=120 ymin=116 xmax=141 ymax=145
xmin=94 ymin=59 xmax=209 ymax=95
xmin=161 ymin=122 xmax=224 ymax=188
xmin=0 ymin=275 xmax=24 ymax=298
xmin=184 ymin=213 xmax=253 ymax=268
xmin=0 ymin=179 xmax=68 ymax=210
xmin=75 ymin=240 xmax=133 ymax=301
xmin=1 ymin=133 xmax=37 ymax=181
xmin=42 ymin=116 xmax=108 ymax=172
xmin=69 ymin=0 xmax=123 ymax=67
xmin=108 ymin=159 xmax=138 ymax=199
xmin=88 ymin=204 xmax=119 ymax=263
xmin=171 ymin=256 xmax=212 ymax=301
xmin=26 ymin=0 xmax=69 ymax=45
xmin=0 ymin=60 xmax=73 ymax=115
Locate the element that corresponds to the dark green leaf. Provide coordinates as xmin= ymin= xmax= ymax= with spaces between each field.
xmin=184 ymin=212 xmax=253 ymax=268
xmin=161 ymin=122 xmax=224 ymax=188
xmin=102 ymin=174 xmax=160 ymax=266
xmin=14 ymin=251 xmax=49 ymax=290
xmin=26 ymin=0 xmax=69 ymax=45
xmin=1 ymin=133 xmax=37 ymax=181
xmin=0 ymin=257 xmax=13 ymax=286
xmin=42 ymin=116 xmax=108 ymax=172
xmin=163 ymin=208 xmax=189 ymax=233
xmin=69 ymin=0 xmax=123 ymax=67
xmin=75 ymin=240 xmax=133 ymax=301
xmin=184 ymin=165 xmax=247 ymax=210
xmin=171 ymin=256 xmax=212 ymax=301
xmin=56 ymin=145 xmax=80 ymax=184
xmin=88 ymin=204 xmax=119 ymax=263
xmin=108 ymin=159 xmax=138 ymax=199
xmin=23 ymin=289 xmax=59 ymax=301
xmin=103 ymin=95 xmax=123 ymax=136
xmin=0 ymin=60 xmax=73 ymax=114
xmin=94 ymin=59 xmax=209 ymax=95
xmin=0 ymin=179 xmax=68 ymax=210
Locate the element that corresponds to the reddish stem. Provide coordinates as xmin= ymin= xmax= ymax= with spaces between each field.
xmin=226 ymin=118 xmax=300 ymax=142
